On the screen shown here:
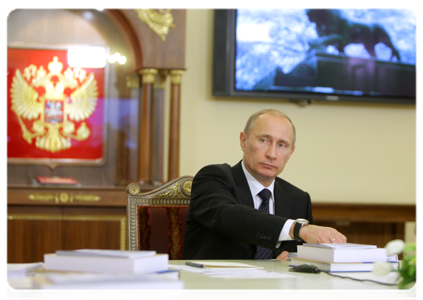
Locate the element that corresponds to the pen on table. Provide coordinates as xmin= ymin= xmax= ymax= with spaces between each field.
xmin=185 ymin=262 xmax=205 ymax=268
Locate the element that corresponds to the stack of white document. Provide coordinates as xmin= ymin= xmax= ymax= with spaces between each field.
xmin=44 ymin=249 xmax=167 ymax=274
xmin=297 ymin=243 xmax=387 ymax=262
xmin=34 ymin=249 xmax=184 ymax=289
xmin=7 ymin=262 xmax=43 ymax=278
xmin=290 ymin=243 xmax=396 ymax=272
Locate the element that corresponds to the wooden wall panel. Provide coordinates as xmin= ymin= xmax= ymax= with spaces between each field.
xmin=8 ymin=201 xmax=127 ymax=263
xmin=61 ymin=219 xmax=122 ymax=250
xmin=8 ymin=218 xmax=62 ymax=263
xmin=312 ymin=203 xmax=415 ymax=255
xmin=317 ymin=221 xmax=404 ymax=248
xmin=8 ymin=206 xmax=62 ymax=263
xmin=312 ymin=203 xmax=416 ymax=223
xmin=61 ymin=206 xmax=126 ymax=251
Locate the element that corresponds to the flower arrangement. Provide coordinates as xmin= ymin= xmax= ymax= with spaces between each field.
xmin=398 ymin=243 xmax=416 ymax=289
xmin=372 ymin=239 xmax=416 ymax=289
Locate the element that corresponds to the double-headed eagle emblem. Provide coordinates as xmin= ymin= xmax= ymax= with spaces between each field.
xmin=10 ymin=56 xmax=99 ymax=153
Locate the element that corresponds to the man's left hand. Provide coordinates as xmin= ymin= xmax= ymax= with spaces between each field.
xmin=276 ymin=251 xmax=289 ymax=260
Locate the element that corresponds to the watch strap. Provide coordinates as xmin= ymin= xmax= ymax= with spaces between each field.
xmin=293 ymin=221 xmax=304 ymax=242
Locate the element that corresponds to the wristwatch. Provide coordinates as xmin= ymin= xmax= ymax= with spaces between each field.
xmin=293 ymin=218 xmax=309 ymax=242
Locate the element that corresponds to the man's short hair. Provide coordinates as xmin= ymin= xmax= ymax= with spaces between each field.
xmin=243 ymin=109 xmax=296 ymax=147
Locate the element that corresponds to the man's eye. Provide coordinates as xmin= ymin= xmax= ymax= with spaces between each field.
xmin=278 ymin=143 xmax=286 ymax=148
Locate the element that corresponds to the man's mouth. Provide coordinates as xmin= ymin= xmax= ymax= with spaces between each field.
xmin=261 ymin=163 xmax=276 ymax=169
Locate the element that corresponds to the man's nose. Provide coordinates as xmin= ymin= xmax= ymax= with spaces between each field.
xmin=265 ymin=145 xmax=277 ymax=160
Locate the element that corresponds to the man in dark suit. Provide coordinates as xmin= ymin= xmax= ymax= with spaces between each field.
xmin=183 ymin=109 xmax=346 ymax=260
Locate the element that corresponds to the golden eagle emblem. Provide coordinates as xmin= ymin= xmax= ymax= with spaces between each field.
xmin=10 ymin=56 xmax=99 ymax=153
xmin=135 ymin=9 xmax=175 ymax=42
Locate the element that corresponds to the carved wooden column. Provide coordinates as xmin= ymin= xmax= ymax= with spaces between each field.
xmin=139 ymin=68 xmax=157 ymax=185
xmin=166 ymin=69 xmax=184 ymax=260
xmin=168 ymin=70 xmax=184 ymax=181
xmin=150 ymin=70 xmax=167 ymax=186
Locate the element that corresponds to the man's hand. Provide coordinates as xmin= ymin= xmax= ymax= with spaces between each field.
xmin=278 ymin=225 xmax=346 ymax=261
xmin=276 ymin=251 xmax=289 ymax=260
xmin=298 ymin=224 xmax=347 ymax=244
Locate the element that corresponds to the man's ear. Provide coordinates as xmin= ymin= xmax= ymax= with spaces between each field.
xmin=240 ymin=132 xmax=247 ymax=151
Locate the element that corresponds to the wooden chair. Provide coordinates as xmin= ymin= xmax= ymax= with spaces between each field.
xmin=126 ymin=176 xmax=193 ymax=259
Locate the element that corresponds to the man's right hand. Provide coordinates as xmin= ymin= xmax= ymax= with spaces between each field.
xmin=299 ymin=224 xmax=347 ymax=244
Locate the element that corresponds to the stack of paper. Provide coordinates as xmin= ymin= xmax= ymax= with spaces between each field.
xmin=44 ymin=249 xmax=168 ymax=274
xmin=35 ymin=249 xmax=183 ymax=289
xmin=290 ymin=243 xmax=396 ymax=272
xmin=169 ymin=261 xmax=294 ymax=279
xmin=7 ymin=262 xmax=43 ymax=278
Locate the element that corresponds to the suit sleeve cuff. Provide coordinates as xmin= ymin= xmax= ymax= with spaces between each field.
xmin=278 ymin=219 xmax=295 ymax=244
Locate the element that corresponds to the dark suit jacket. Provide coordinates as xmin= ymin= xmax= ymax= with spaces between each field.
xmin=183 ymin=161 xmax=313 ymax=259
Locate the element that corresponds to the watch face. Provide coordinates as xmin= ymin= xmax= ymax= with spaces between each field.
xmin=296 ymin=219 xmax=309 ymax=225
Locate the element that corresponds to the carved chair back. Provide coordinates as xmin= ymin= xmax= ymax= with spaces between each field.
xmin=126 ymin=176 xmax=192 ymax=259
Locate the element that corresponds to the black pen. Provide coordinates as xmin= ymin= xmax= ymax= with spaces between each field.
xmin=185 ymin=262 xmax=205 ymax=268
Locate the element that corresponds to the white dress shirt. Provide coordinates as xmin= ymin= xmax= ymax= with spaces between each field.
xmin=241 ymin=162 xmax=295 ymax=245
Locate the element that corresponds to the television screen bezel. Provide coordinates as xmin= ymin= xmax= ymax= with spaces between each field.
xmin=212 ymin=9 xmax=416 ymax=105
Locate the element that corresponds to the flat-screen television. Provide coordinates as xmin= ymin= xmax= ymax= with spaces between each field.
xmin=213 ymin=9 xmax=416 ymax=104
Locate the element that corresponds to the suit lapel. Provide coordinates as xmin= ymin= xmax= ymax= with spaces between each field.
xmin=274 ymin=179 xmax=293 ymax=218
xmin=232 ymin=161 xmax=255 ymax=207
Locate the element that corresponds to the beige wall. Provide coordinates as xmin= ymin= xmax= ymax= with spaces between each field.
xmin=179 ymin=9 xmax=416 ymax=205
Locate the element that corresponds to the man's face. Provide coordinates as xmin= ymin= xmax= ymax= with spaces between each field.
xmin=240 ymin=113 xmax=296 ymax=187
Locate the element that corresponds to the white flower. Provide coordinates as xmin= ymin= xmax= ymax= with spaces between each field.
xmin=385 ymin=239 xmax=405 ymax=255
xmin=372 ymin=261 xmax=394 ymax=276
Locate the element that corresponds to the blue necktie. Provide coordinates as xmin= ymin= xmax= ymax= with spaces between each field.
xmin=255 ymin=188 xmax=273 ymax=260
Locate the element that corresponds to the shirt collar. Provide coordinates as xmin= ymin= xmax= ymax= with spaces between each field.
xmin=241 ymin=161 xmax=275 ymax=199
